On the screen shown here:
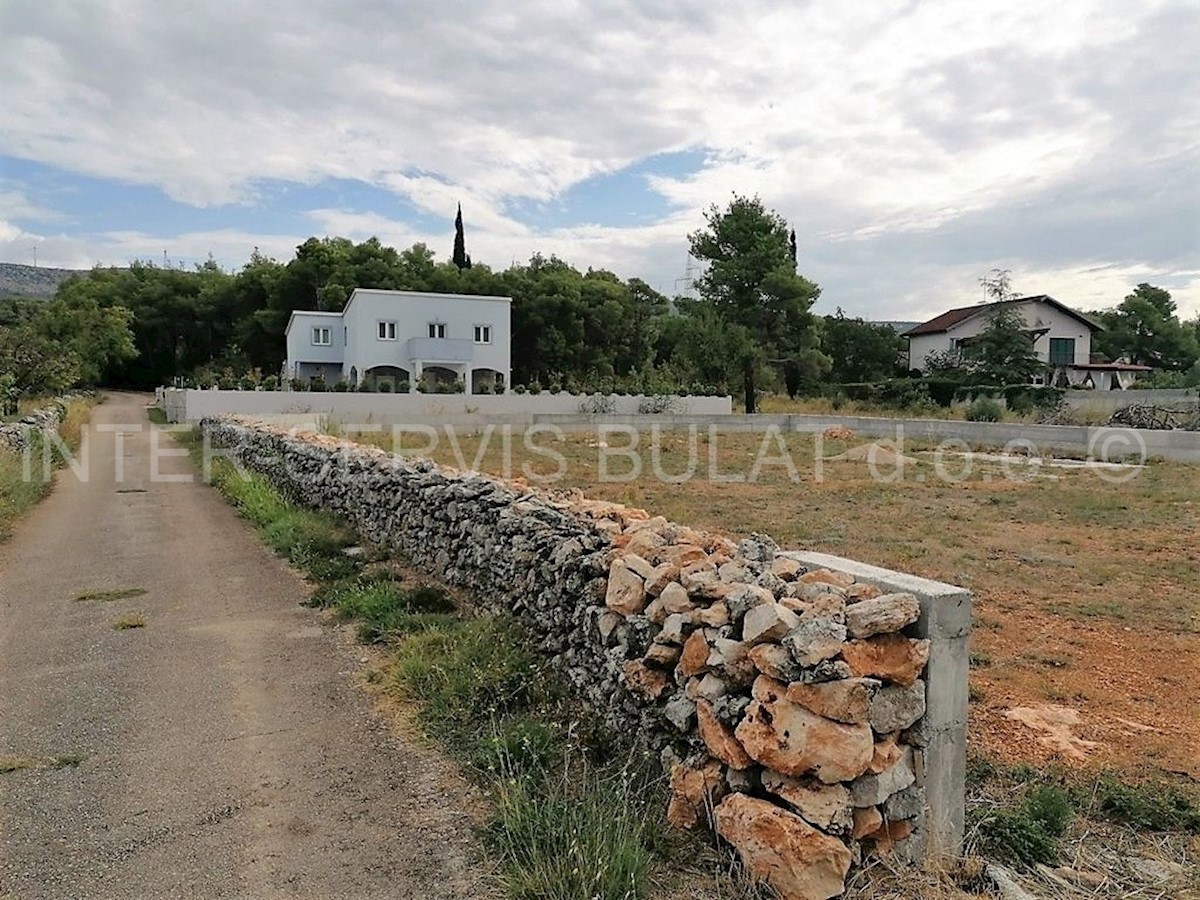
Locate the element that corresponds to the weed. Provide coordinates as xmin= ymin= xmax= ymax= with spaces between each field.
xmin=969 ymin=783 xmax=1073 ymax=868
xmin=0 ymin=757 xmax=38 ymax=774
xmin=112 ymin=613 xmax=146 ymax=630
xmin=1078 ymin=775 xmax=1200 ymax=833
xmin=969 ymin=650 xmax=993 ymax=668
xmin=487 ymin=756 xmax=653 ymax=900
xmin=49 ymin=753 xmax=84 ymax=769
xmin=75 ymin=587 xmax=147 ymax=603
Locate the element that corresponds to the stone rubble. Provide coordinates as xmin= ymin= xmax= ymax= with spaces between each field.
xmin=202 ymin=417 xmax=934 ymax=900
xmin=0 ymin=399 xmax=68 ymax=453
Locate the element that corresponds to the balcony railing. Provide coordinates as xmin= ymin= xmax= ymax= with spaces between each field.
xmin=405 ymin=336 xmax=474 ymax=363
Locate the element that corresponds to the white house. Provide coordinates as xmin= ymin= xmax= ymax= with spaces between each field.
xmin=905 ymin=295 xmax=1148 ymax=389
xmin=284 ymin=288 xmax=512 ymax=393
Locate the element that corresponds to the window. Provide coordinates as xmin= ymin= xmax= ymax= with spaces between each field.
xmin=1049 ymin=338 xmax=1075 ymax=366
xmin=427 ymin=322 xmax=446 ymax=339
xmin=473 ymin=324 xmax=492 ymax=344
xmin=377 ymin=320 xmax=397 ymax=341
xmin=311 ymin=326 xmax=331 ymax=346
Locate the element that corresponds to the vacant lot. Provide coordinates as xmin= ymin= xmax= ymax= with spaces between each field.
xmin=351 ymin=424 xmax=1199 ymax=778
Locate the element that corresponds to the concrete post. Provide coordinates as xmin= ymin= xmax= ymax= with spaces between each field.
xmin=780 ymin=550 xmax=972 ymax=860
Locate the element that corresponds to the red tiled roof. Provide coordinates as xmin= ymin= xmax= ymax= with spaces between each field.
xmin=904 ymin=296 xmax=1103 ymax=336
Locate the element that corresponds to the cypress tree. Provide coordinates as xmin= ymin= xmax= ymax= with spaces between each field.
xmin=452 ymin=204 xmax=472 ymax=270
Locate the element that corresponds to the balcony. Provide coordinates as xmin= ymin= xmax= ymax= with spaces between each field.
xmin=405 ymin=337 xmax=474 ymax=363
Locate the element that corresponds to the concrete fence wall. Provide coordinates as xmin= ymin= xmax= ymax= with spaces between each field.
xmin=1061 ymin=387 xmax=1197 ymax=414
xmin=158 ymin=387 xmax=732 ymax=425
xmin=533 ymin=412 xmax=1200 ymax=463
xmin=203 ymin=416 xmax=971 ymax=899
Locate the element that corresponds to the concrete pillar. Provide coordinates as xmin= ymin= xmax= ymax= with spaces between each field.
xmin=780 ymin=550 xmax=972 ymax=860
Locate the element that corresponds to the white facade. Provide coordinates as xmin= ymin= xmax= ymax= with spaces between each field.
xmin=284 ymin=289 xmax=511 ymax=393
xmin=907 ymin=297 xmax=1094 ymax=377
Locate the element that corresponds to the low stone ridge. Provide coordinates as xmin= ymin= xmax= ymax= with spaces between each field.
xmin=202 ymin=417 xmax=935 ymax=900
xmin=0 ymin=399 xmax=70 ymax=453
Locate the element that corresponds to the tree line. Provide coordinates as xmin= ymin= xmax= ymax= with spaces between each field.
xmin=2 ymin=195 xmax=1196 ymax=411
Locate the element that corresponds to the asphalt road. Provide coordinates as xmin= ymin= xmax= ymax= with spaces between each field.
xmin=0 ymin=392 xmax=490 ymax=899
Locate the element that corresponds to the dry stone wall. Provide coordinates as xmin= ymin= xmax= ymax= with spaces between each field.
xmin=202 ymin=416 xmax=968 ymax=900
xmin=0 ymin=400 xmax=68 ymax=453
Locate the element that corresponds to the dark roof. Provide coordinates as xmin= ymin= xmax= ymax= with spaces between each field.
xmin=905 ymin=295 xmax=1103 ymax=336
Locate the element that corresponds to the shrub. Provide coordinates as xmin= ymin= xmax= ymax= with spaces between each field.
xmin=971 ymin=784 xmax=1073 ymax=868
xmin=332 ymin=379 xmax=350 ymax=392
xmin=528 ymin=381 xmax=542 ymax=395
xmin=379 ymin=380 xmax=393 ymax=393
xmin=395 ymin=379 xmax=410 ymax=393
xmin=451 ymin=379 xmax=465 ymax=393
xmin=309 ymin=376 xmax=327 ymax=392
xmin=261 ymin=375 xmax=279 ymax=391
xmin=966 ymin=397 xmax=1003 ymax=422
xmin=1079 ymin=775 xmax=1200 ymax=833
xmin=288 ymin=377 xmax=304 ymax=391
xmin=513 ymin=384 xmax=527 ymax=395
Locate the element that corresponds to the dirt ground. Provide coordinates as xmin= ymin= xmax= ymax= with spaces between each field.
xmin=362 ymin=424 xmax=1200 ymax=779
xmin=0 ymin=392 xmax=494 ymax=900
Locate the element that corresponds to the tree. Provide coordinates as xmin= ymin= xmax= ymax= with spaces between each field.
xmin=979 ymin=268 xmax=1014 ymax=303
xmin=1090 ymin=284 xmax=1199 ymax=371
xmin=821 ymin=310 xmax=905 ymax=383
xmin=964 ymin=304 xmax=1043 ymax=385
xmin=688 ymin=195 xmax=824 ymax=412
xmin=452 ymin=204 xmax=472 ymax=271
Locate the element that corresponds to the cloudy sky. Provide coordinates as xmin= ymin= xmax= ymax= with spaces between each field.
xmin=1 ymin=0 xmax=1197 ymax=320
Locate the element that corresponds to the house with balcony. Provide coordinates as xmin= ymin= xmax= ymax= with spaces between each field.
xmin=906 ymin=295 xmax=1149 ymax=389
xmin=284 ymin=288 xmax=511 ymax=393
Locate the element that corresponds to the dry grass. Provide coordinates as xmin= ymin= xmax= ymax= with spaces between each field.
xmin=75 ymin=587 xmax=148 ymax=603
xmin=112 ymin=612 xmax=146 ymax=630
xmin=334 ymin=423 xmax=1199 ymax=777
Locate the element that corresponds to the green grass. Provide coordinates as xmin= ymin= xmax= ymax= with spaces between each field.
xmin=0 ymin=756 xmax=39 ymax=774
xmin=1078 ymin=774 xmax=1200 ymax=833
xmin=306 ymin=572 xmax=458 ymax=642
xmin=969 ymin=783 xmax=1073 ymax=868
xmin=1 ymin=753 xmax=85 ymax=773
xmin=112 ymin=613 xmax=146 ymax=630
xmin=75 ymin=587 xmax=147 ymax=603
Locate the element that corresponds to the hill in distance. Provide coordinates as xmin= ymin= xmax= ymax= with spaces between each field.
xmin=0 ymin=262 xmax=87 ymax=299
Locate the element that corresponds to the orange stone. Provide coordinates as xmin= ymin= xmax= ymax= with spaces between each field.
xmin=697 ymin=700 xmax=755 ymax=770
xmin=840 ymin=635 xmax=930 ymax=686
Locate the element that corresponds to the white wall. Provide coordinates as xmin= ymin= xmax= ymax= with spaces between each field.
xmin=285 ymin=311 xmax=346 ymax=378
xmin=160 ymin=388 xmax=733 ymax=425
xmin=342 ymin=289 xmax=511 ymax=385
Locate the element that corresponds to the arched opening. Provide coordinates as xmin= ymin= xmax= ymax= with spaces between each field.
xmin=363 ymin=365 xmax=410 ymax=393
xmin=470 ymin=368 xmax=503 ymax=395
xmin=417 ymin=366 xmax=461 ymax=393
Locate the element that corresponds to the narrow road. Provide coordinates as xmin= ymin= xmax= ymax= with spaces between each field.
xmin=0 ymin=392 xmax=489 ymax=899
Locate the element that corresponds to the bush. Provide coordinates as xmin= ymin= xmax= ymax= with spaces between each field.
xmin=332 ymin=379 xmax=350 ymax=392
xmin=288 ymin=377 xmax=304 ymax=391
xmin=1080 ymin=775 xmax=1200 ymax=833
xmin=261 ymin=375 xmax=279 ymax=391
xmin=378 ymin=380 xmax=393 ymax=393
xmin=396 ymin=379 xmax=410 ymax=394
xmin=309 ymin=376 xmax=327 ymax=392
xmin=528 ymin=381 xmax=542 ymax=395
xmin=971 ymin=784 xmax=1073 ymax=868
xmin=513 ymin=384 xmax=527 ymax=395
xmin=967 ymin=397 xmax=1003 ymax=422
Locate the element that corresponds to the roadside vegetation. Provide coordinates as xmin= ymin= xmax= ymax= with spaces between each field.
xmin=0 ymin=395 xmax=95 ymax=543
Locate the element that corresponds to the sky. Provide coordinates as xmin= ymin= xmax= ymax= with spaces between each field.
xmin=1 ymin=0 xmax=1197 ymax=321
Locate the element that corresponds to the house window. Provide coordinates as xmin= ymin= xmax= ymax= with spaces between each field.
xmin=311 ymin=326 xmax=331 ymax=346
xmin=427 ymin=322 xmax=446 ymax=339
xmin=473 ymin=324 xmax=492 ymax=344
xmin=1049 ymin=338 xmax=1075 ymax=366
xmin=377 ymin=321 xmax=397 ymax=341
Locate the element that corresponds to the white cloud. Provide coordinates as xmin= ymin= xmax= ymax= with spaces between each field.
xmin=0 ymin=0 xmax=1196 ymax=318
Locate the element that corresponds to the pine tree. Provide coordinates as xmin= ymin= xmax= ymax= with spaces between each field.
xmin=452 ymin=204 xmax=472 ymax=271
xmin=788 ymin=229 xmax=798 ymax=270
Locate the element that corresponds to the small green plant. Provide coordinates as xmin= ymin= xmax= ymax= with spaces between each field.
xmin=1079 ymin=775 xmax=1200 ymax=833
xmin=112 ymin=613 xmax=147 ymax=630
xmin=75 ymin=587 xmax=148 ymax=603
xmin=966 ymin=397 xmax=1003 ymax=422
xmin=970 ymin=783 xmax=1073 ymax=867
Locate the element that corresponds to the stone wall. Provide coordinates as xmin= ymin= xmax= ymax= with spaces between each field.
xmin=202 ymin=416 xmax=971 ymax=900
xmin=0 ymin=400 xmax=67 ymax=453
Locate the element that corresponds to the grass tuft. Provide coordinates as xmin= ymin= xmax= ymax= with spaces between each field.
xmin=75 ymin=587 xmax=147 ymax=603
xmin=1078 ymin=774 xmax=1200 ymax=834
xmin=0 ymin=756 xmax=39 ymax=774
xmin=112 ymin=613 xmax=146 ymax=630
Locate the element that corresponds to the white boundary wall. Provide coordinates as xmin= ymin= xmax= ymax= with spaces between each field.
xmin=158 ymin=388 xmax=732 ymax=425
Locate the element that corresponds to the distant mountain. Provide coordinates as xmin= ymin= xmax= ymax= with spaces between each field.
xmin=0 ymin=262 xmax=86 ymax=299
xmin=874 ymin=320 xmax=919 ymax=333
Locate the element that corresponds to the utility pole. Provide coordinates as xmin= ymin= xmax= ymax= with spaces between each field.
xmin=30 ymin=246 xmax=37 ymax=267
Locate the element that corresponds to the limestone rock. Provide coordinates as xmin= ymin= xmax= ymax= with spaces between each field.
xmin=621 ymin=552 xmax=657 ymax=581
xmin=714 ymin=793 xmax=852 ymax=900
xmin=844 ymin=592 xmax=920 ymax=639
xmin=785 ymin=677 xmax=878 ymax=724
xmin=867 ymin=733 xmax=903 ymax=774
xmin=679 ymin=629 xmax=711 ymax=678
xmin=790 ymin=581 xmax=849 ymax=603
xmin=743 ymin=602 xmax=802 ymax=645
xmin=645 ymin=581 xmax=695 ymax=624
xmin=852 ymin=806 xmax=883 ymax=839
xmin=696 ymin=600 xmax=731 ymax=627
xmin=846 ymin=582 xmax=882 ymax=603
xmin=606 ymin=559 xmax=648 ymax=615
xmin=761 ymin=770 xmax=853 ymax=834
xmin=869 ymin=679 xmax=926 ymax=732
xmin=841 ymin=635 xmax=930 ymax=686
xmin=783 ymin=619 xmax=847 ymax=667
xmin=663 ymin=543 xmax=709 ymax=567
xmin=849 ymin=746 xmax=915 ymax=807
xmin=666 ymin=759 xmax=727 ymax=830
xmin=623 ymin=659 xmax=671 ymax=700
xmin=626 ymin=528 xmax=666 ymax=561
xmin=685 ymin=672 xmax=728 ymax=704
xmin=735 ymin=676 xmax=873 ymax=783
xmin=771 ymin=556 xmax=804 ymax=581
xmin=727 ymin=583 xmax=776 ymax=620
xmin=798 ymin=568 xmax=855 ymax=588
xmin=697 ymin=700 xmax=754 ymax=770
xmin=749 ymin=643 xmax=804 ymax=682
xmin=737 ymin=533 xmax=779 ymax=563
xmin=664 ymin=694 xmax=697 ymax=731
xmin=645 ymin=562 xmax=681 ymax=597
xmin=644 ymin=642 xmax=681 ymax=669
xmin=884 ymin=784 xmax=925 ymax=821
